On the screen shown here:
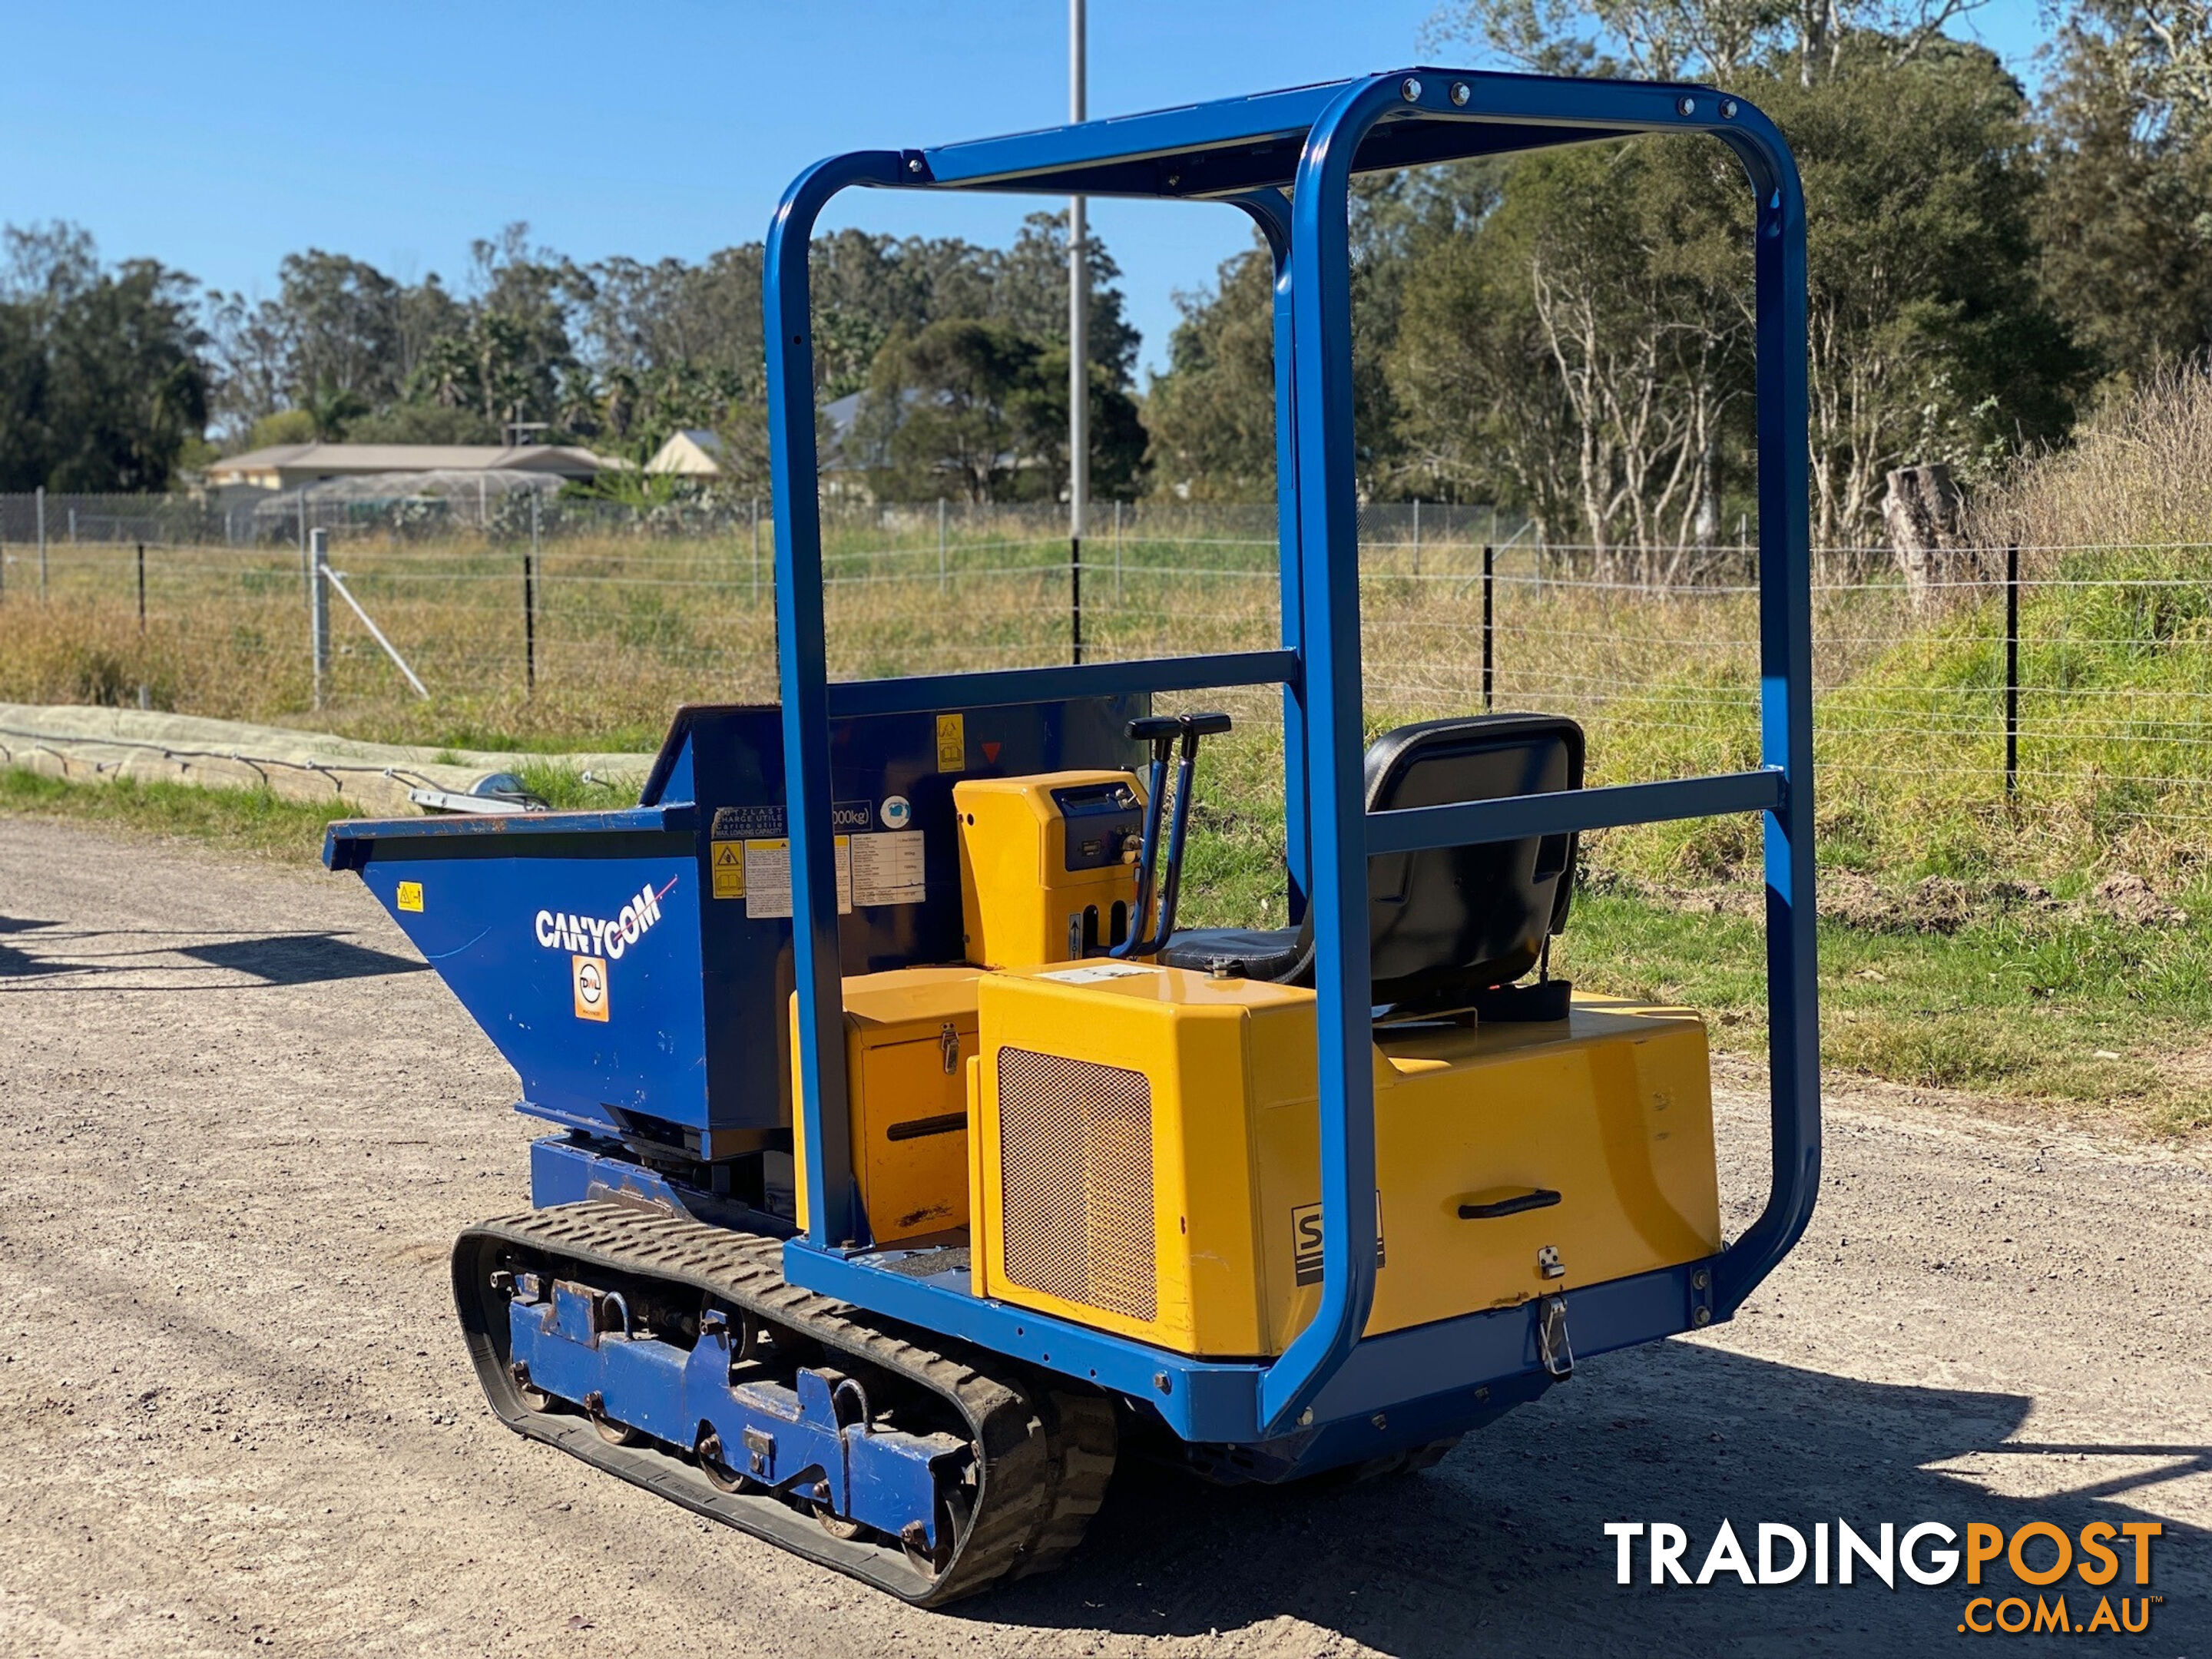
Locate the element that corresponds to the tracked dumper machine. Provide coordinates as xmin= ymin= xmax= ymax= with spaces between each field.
xmin=326 ymin=69 xmax=1821 ymax=1604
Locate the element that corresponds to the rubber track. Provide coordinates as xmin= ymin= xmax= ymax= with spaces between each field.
xmin=451 ymin=1201 xmax=1115 ymax=1608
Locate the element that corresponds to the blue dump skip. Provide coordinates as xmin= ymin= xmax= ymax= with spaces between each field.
xmin=324 ymin=698 xmax=1141 ymax=1158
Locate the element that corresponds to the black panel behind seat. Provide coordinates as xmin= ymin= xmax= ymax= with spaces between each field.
xmin=1157 ymin=713 xmax=1584 ymax=1010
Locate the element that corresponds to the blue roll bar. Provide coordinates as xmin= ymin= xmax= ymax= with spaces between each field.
xmin=765 ymin=69 xmax=1820 ymax=1435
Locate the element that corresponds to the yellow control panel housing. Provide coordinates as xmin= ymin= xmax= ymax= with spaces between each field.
xmin=954 ymin=770 xmax=1145 ymax=969
xmin=793 ymin=965 xmax=981 ymax=1245
xmin=969 ymin=962 xmax=1720 ymax=1357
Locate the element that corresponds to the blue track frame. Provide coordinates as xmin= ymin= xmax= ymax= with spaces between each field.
xmin=766 ymin=68 xmax=1820 ymax=1442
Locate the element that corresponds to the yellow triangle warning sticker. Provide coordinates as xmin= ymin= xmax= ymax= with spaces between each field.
xmin=710 ymin=839 xmax=746 ymax=899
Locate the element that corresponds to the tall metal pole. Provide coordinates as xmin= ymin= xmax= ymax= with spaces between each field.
xmin=310 ymin=528 xmax=330 ymax=710
xmin=525 ymin=492 xmax=540 ymax=695
xmin=1068 ymin=0 xmax=1088 ymax=666
xmin=2005 ymin=541 xmax=2019 ymax=800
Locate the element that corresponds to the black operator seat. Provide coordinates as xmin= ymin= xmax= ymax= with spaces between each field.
xmin=1157 ymin=713 xmax=1585 ymax=1016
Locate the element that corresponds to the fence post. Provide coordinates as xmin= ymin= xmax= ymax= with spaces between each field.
xmin=36 ymin=485 xmax=46 ymax=601
xmin=525 ymin=492 xmax=541 ymax=696
xmin=751 ymin=496 xmax=761 ymax=604
xmin=136 ymin=541 xmax=147 ymax=633
xmin=938 ymin=496 xmax=948 ymax=592
xmin=1412 ymin=497 xmax=1422 ymax=577
xmin=310 ymin=528 xmax=330 ymax=710
xmin=1482 ymin=543 xmax=1495 ymax=712
xmin=1071 ymin=520 xmax=1084 ymax=667
xmin=2005 ymin=541 xmax=2019 ymax=800
xmin=297 ymin=492 xmax=309 ymax=594
xmin=1114 ymin=498 xmax=1122 ymax=604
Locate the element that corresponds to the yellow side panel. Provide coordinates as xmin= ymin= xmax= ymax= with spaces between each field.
xmin=855 ymin=1030 xmax=975 ymax=1240
xmin=793 ymin=966 xmax=982 ymax=1244
xmin=1255 ymin=1000 xmax=1720 ymax=1349
xmin=972 ymin=967 xmax=1271 ymax=1356
xmin=972 ymin=966 xmax=1718 ymax=1360
xmin=954 ymin=771 xmax=1141 ymax=969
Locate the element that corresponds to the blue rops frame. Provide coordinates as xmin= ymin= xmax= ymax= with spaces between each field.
xmin=765 ymin=69 xmax=1820 ymax=1445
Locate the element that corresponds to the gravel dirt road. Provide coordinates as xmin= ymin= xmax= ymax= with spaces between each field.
xmin=2 ymin=816 xmax=2206 ymax=1657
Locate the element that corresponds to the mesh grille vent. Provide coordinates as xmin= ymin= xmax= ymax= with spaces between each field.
xmin=996 ymin=1048 xmax=1156 ymax=1321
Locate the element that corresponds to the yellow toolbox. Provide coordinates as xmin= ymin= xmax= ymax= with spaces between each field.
xmin=970 ymin=961 xmax=1720 ymax=1356
xmin=793 ymin=965 xmax=982 ymax=1244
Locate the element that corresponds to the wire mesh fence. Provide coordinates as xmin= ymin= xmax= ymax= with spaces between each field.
xmin=2 ymin=491 xmax=2208 ymax=854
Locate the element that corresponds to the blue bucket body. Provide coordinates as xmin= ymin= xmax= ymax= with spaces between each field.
xmin=326 ymin=698 xmax=1142 ymax=1157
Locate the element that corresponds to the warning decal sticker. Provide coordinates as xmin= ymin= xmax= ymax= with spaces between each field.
xmin=935 ymin=712 xmax=965 ymax=772
xmin=710 ymin=839 xmax=745 ymax=899
xmin=396 ymin=880 xmax=423 ymax=913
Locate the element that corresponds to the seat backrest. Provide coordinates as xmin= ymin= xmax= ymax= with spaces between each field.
xmin=1359 ymin=713 xmax=1584 ymax=1006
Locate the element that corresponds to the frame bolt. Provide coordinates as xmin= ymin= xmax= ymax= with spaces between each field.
xmin=1690 ymin=1269 xmax=1710 ymax=1292
xmin=1400 ymin=77 xmax=1422 ymax=102
xmin=1450 ymin=81 xmax=1471 ymax=106
xmin=1152 ymin=1371 xmax=1172 ymax=1395
xmin=1720 ymin=98 xmax=1739 ymax=119
xmin=906 ymin=157 xmax=923 ymax=173
xmin=1692 ymin=1306 xmax=1714 ymax=1326
xmin=1371 ymin=1412 xmax=1388 ymax=1430
xmin=1474 ymin=1386 xmax=1490 ymax=1403
xmin=1298 ymin=1408 xmax=1314 ymax=1427
xmin=1677 ymin=95 xmax=1697 ymax=116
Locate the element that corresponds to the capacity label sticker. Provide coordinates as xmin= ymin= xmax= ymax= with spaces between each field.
xmin=851 ymin=830 xmax=926 ymax=906
xmin=743 ymin=839 xmax=853 ymax=919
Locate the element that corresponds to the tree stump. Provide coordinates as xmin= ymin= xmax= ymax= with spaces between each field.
xmin=1883 ymin=463 xmax=1982 ymax=611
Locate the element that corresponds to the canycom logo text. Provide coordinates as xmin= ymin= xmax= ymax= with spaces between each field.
xmin=1606 ymin=1519 xmax=2165 ymax=1635
xmin=533 ymin=880 xmax=669 ymax=961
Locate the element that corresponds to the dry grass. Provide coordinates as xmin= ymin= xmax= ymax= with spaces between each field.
xmin=1972 ymin=363 xmax=2212 ymax=555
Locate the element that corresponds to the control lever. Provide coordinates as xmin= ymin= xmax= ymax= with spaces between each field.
xmin=1113 ymin=711 xmax=1232 ymax=958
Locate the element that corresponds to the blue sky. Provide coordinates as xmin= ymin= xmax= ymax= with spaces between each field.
xmin=2 ymin=0 xmax=2053 ymax=379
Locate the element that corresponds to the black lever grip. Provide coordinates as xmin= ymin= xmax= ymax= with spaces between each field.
xmin=1179 ymin=711 xmax=1233 ymax=737
xmin=1126 ymin=716 xmax=1183 ymax=741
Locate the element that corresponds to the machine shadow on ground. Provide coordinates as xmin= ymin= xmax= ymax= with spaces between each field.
xmin=973 ymin=1344 xmax=2207 ymax=1656
xmin=0 ymin=920 xmax=426 ymax=988
xmin=175 ymin=932 xmax=429 ymax=985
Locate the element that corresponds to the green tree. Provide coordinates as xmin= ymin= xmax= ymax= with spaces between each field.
xmin=1143 ymin=246 xmax=1280 ymax=499
xmin=2037 ymin=1 xmax=2212 ymax=386
xmin=859 ymin=319 xmax=1045 ymax=501
xmin=0 ymin=223 xmax=210 ymax=491
xmin=276 ymin=249 xmax=402 ymax=404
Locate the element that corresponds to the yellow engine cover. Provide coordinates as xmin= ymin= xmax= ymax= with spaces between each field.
xmin=793 ymin=966 xmax=981 ymax=1245
xmin=970 ymin=962 xmax=1720 ymax=1357
xmin=954 ymin=770 xmax=1144 ymax=968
